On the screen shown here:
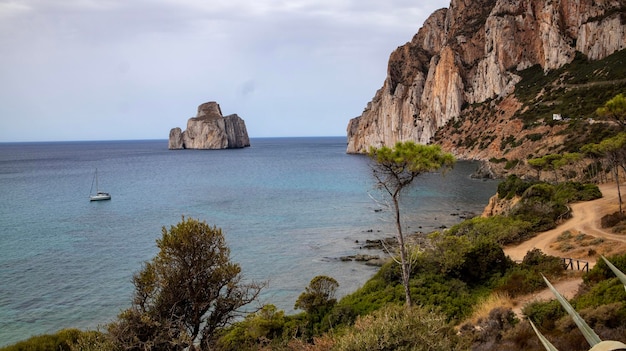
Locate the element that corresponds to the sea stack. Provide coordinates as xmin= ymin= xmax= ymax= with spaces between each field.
xmin=168 ymin=101 xmax=250 ymax=150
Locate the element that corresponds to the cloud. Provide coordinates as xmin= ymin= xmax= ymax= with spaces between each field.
xmin=0 ymin=0 xmax=449 ymax=141
xmin=239 ymin=80 xmax=256 ymax=98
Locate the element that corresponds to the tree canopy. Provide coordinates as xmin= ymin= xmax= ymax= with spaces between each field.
xmin=369 ymin=142 xmax=456 ymax=198
xmin=109 ymin=217 xmax=263 ymax=350
xmin=295 ymin=275 xmax=339 ymax=314
xmin=368 ymin=141 xmax=455 ymax=306
xmin=582 ymin=132 xmax=626 ymax=215
xmin=597 ymin=93 xmax=626 ymax=128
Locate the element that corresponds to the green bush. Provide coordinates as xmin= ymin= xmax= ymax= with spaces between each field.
xmin=553 ymin=182 xmax=602 ymax=203
xmin=447 ymin=215 xmax=534 ymax=245
xmin=410 ymin=273 xmax=477 ymax=321
xmin=332 ymin=304 xmax=464 ymax=351
xmin=68 ymin=330 xmax=113 ymax=351
xmin=495 ymin=249 xmax=564 ymax=297
xmin=504 ymin=159 xmax=519 ymax=170
xmin=331 ymin=246 xmax=487 ymax=325
xmin=490 ymin=157 xmax=508 ymax=164
xmin=332 ymin=264 xmax=405 ymax=320
xmin=583 ymin=253 xmax=626 ymax=284
xmin=496 ymin=268 xmax=547 ymax=297
xmin=427 ymin=232 xmax=473 ymax=275
xmin=520 ymin=248 xmax=564 ymax=276
xmin=574 ymin=278 xmax=626 ymax=311
xmin=521 ymin=182 xmax=555 ymax=199
xmin=217 ymin=305 xmax=287 ymax=351
xmin=0 ymin=329 xmax=82 ymax=351
xmin=456 ymin=240 xmax=512 ymax=285
xmin=522 ymin=300 xmax=565 ymax=330
xmin=557 ymin=302 xmax=626 ymax=344
xmin=510 ymin=186 xmax=570 ymax=232
xmin=496 ymin=180 xmax=600 ymax=234
xmin=497 ymin=175 xmax=536 ymax=199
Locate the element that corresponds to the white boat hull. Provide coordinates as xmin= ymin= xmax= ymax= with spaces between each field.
xmin=90 ymin=192 xmax=111 ymax=201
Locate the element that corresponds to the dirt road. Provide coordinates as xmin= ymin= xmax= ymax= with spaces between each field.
xmin=503 ymin=182 xmax=626 ymax=313
xmin=504 ymin=182 xmax=626 ymax=266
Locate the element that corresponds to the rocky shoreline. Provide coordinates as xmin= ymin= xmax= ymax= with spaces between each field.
xmin=337 ymin=209 xmax=479 ymax=266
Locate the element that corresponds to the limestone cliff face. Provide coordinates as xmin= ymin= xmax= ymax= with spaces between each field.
xmin=346 ymin=0 xmax=626 ymax=153
xmin=168 ymin=102 xmax=250 ymax=150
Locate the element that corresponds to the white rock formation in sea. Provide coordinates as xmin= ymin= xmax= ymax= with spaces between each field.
xmin=168 ymin=101 xmax=250 ymax=150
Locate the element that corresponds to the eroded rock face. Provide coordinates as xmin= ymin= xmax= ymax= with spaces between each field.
xmin=169 ymin=102 xmax=250 ymax=150
xmin=346 ymin=0 xmax=626 ymax=153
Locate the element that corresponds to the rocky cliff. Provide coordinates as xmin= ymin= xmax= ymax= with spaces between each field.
xmin=346 ymin=0 xmax=626 ymax=154
xmin=169 ymin=102 xmax=250 ymax=150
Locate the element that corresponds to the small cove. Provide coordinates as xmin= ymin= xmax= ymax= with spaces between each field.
xmin=0 ymin=137 xmax=498 ymax=346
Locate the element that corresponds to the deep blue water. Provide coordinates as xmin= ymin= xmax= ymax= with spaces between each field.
xmin=0 ymin=137 xmax=498 ymax=346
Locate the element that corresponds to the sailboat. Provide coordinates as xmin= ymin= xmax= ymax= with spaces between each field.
xmin=89 ymin=168 xmax=111 ymax=201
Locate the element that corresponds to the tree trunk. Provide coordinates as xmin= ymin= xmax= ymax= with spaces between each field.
xmin=615 ymin=167 xmax=623 ymax=216
xmin=392 ymin=196 xmax=413 ymax=306
xmin=610 ymin=158 xmax=623 ymax=216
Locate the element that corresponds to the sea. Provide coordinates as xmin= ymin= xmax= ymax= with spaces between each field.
xmin=0 ymin=137 xmax=498 ymax=346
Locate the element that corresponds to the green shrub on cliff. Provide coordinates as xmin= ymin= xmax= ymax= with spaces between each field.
xmin=510 ymin=181 xmax=601 ymax=232
xmin=497 ymin=175 xmax=535 ymax=199
xmin=496 ymin=249 xmax=565 ymax=297
xmin=217 ymin=305 xmax=287 ymax=351
xmin=492 ymin=177 xmax=601 ymax=236
xmin=448 ymin=216 xmax=534 ymax=245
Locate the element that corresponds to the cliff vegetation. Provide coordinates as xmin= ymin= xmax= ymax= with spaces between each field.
xmin=347 ymin=0 xmax=626 ymax=183
xmin=433 ymin=49 xmax=626 ymax=178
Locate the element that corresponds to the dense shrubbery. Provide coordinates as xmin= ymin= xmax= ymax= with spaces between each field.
xmin=497 ymin=175 xmax=534 ymax=199
xmin=454 ymin=240 xmax=511 ymax=285
xmin=332 ymin=304 xmax=465 ymax=351
xmin=448 ymin=216 xmax=534 ymax=245
xmin=498 ymin=175 xmax=601 ymax=203
xmin=0 ymin=329 xmax=86 ymax=351
xmin=217 ymin=305 xmax=288 ymax=350
xmin=497 ymin=253 xmax=626 ymax=350
xmin=492 ymin=176 xmax=602 ymax=235
xmin=496 ymin=249 xmax=565 ymax=297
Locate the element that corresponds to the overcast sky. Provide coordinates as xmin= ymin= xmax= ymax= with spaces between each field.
xmin=0 ymin=0 xmax=449 ymax=142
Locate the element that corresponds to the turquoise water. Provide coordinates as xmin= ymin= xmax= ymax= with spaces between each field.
xmin=0 ymin=137 xmax=498 ymax=346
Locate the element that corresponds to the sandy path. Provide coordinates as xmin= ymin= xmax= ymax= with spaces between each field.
xmin=503 ymin=182 xmax=626 ymax=316
xmin=504 ymin=182 xmax=626 ymax=266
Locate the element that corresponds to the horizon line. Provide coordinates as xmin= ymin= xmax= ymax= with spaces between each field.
xmin=0 ymin=135 xmax=347 ymax=144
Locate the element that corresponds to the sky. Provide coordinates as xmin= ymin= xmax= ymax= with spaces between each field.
xmin=0 ymin=0 xmax=449 ymax=142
